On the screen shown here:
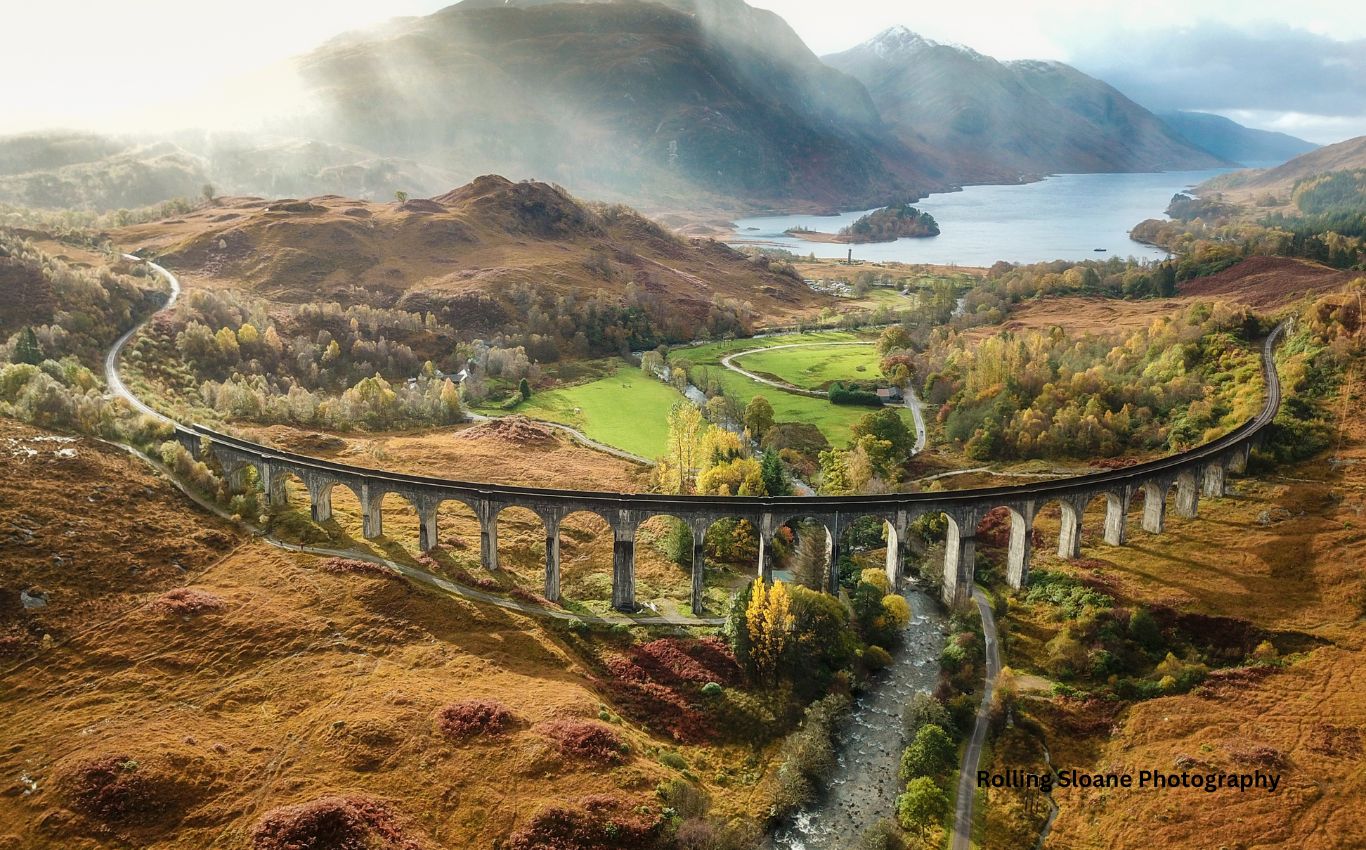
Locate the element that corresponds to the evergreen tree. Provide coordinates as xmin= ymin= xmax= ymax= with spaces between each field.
xmin=14 ymin=327 xmax=43 ymax=365
xmin=760 ymin=449 xmax=791 ymax=496
xmin=518 ymin=377 xmax=531 ymax=400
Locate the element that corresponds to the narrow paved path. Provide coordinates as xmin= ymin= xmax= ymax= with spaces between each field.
xmin=719 ymin=341 xmax=867 ymax=397
xmin=903 ymin=381 xmax=928 ymax=455
xmin=952 ymin=587 xmax=1001 ymax=850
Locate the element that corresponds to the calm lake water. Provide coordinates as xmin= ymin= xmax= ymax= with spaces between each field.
xmin=730 ymin=169 xmax=1233 ymax=266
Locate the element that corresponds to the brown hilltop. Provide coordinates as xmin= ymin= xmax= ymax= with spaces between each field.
xmin=1199 ymin=134 xmax=1366 ymax=203
xmin=112 ymin=175 xmax=824 ymax=333
xmin=1178 ymin=256 xmax=1359 ymax=308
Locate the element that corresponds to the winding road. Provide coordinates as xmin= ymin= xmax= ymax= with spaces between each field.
xmin=105 ymin=254 xmax=179 ymax=422
xmin=952 ymin=587 xmax=1001 ymax=850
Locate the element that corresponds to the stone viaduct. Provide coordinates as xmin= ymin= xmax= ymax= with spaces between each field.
xmin=174 ymin=326 xmax=1284 ymax=616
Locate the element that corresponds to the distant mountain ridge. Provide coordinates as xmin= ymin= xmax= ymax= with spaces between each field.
xmin=824 ymin=26 xmax=1228 ymax=184
xmin=291 ymin=0 xmax=934 ymax=212
xmin=1158 ymin=111 xmax=1317 ymax=167
xmin=4 ymin=5 xmax=1332 ymax=217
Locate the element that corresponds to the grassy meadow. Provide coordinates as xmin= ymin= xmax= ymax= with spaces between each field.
xmin=734 ymin=342 xmax=881 ymax=390
xmin=478 ymin=332 xmax=912 ymax=458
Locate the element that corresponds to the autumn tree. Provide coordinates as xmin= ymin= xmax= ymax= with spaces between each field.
xmin=896 ymin=776 xmax=948 ymax=837
xmin=697 ymin=456 xmax=763 ymax=496
xmin=745 ymin=579 xmax=794 ymax=683
xmin=640 ymin=350 xmax=664 ymax=377
xmin=744 ymin=395 xmax=775 ymax=440
xmin=659 ymin=402 xmax=707 ymax=494
xmin=878 ymin=324 xmax=913 ymax=354
xmin=439 ymin=378 xmax=463 ymax=422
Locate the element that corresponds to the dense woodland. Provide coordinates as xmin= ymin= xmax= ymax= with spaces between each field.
xmin=908 ymin=304 xmax=1267 ymax=461
xmin=1131 ymin=169 xmax=1366 ymax=277
xmin=0 ymin=232 xmax=168 ymax=445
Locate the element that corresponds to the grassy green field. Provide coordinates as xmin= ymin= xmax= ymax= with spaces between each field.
xmin=673 ymin=331 xmax=913 ymax=444
xmin=483 ymin=365 xmax=683 ymax=458
xmin=735 ymin=343 xmax=881 ymax=390
xmin=478 ymin=332 xmax=912 ymax=458
xmin=676 ymin=330 xmax=867 ymax=366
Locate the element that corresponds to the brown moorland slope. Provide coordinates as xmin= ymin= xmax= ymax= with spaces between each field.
xmin=112 ymin=175 xmax=826 ymax=335
xmin=953 ymin=257 xmax=1355 ymax=346
xmin=0 ymin=420 xmax=237 ymax=657
xmin=1198 ymin=134 xmax=1366 ymax=203
xmin=0 ymin=418 xmax=767 ymax=849
xmin=1178 ymin=256 xmax=1360 ymax=309
xmin=982 ymin=358 xmax=1366 ymax=849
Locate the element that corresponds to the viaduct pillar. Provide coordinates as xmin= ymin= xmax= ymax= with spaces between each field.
xmin=690 ymin=520 xmax=709 ymax=617
xmin=1176 ymin=472 xmax=1200 ymax=518
xmin=307 ymin=476 xmax=333 ymax=523
xmin=1103 ymin=489 xmax=1130 ymax=547
xmin=360 ymin=483 xmax=384 ymax=539
xmin=943 ymin=508 xmax=979 ymax=609
xmin=1142 ymin=480 xmax=1168 ymax=534
xmin=416 ymin=497 xmax=439 ymax=553
xmin=477 ymin=500 xmax=499 ymax=571
xmin=1006 ymin=503 xmax=1036 ymax=590
xmin=1203 ymin=462 xmax=1228 ymax=498
xmin=1057 ymin=496 xmax=1086 ymax=559
xmin=611 ymin=510 xmax=638 ymax=612
xmin=542 ymin=510 xmax=564 ymax=603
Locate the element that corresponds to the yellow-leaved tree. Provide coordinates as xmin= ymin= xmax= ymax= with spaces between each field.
xmin=745 ymin=579 xmax=794 ymax=682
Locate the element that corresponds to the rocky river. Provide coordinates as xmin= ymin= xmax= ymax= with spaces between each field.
xmin=770 ymin=585 xmax=949 ymax=849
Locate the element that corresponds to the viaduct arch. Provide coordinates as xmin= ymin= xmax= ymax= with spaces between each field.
xmin=178 ymin=326 xmax=1283 ymax=616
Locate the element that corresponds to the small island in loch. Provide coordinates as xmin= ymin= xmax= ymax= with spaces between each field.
xmin=785 ymin=203 xmax=941 ymax=243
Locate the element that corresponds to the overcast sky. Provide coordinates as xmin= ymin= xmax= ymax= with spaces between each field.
xmin=3 ymin=0 xmax=1363 ymax=143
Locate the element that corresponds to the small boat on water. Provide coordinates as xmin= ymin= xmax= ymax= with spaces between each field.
xmin=1093 ymin=248 xmax=1107 ymax=252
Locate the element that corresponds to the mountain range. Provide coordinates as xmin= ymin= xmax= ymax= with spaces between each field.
xmin=1158 ymin=111 xmax=1318 ymax=166
xmin=291 ymin=0 xmax=929 ymax=211
xmin=0 ymin=1 xmax=1323 ymax=214
xmin=824 ymin=27 xmax=1227 ymax=184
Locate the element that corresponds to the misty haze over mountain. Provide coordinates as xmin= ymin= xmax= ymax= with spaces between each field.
xmin=0 ymin=0 xmax=1360 ymax=213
